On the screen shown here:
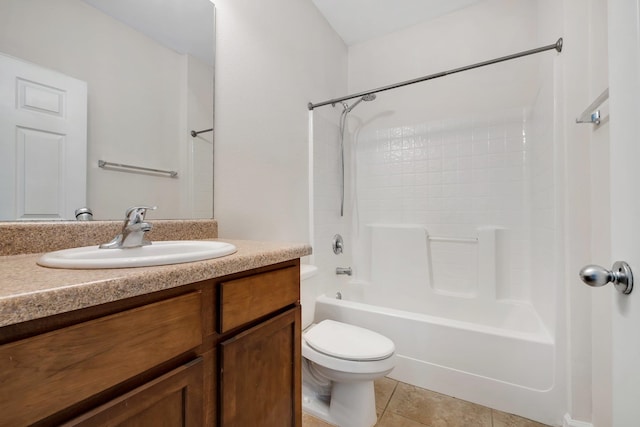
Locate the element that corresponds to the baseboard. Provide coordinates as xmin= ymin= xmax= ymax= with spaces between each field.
xmin=563 ymin=413 xmax=594 ymax=427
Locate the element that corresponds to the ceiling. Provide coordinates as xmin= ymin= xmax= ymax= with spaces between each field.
xmin=83 ymin=0 xmax=214 ymax=65
xmin=82 ymin=0 xmax=481 ymax=61
xmin=311 ymin=0 xmax=482 ymax=45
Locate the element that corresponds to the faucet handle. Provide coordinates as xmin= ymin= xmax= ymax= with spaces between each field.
xmin=125 ymin=206 xmax=157 ymax=222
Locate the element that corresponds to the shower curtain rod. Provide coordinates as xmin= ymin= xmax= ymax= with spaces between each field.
xmin=307 ymin=37 xmax=563 ymax=111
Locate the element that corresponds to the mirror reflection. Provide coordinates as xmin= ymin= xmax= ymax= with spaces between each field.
xmin=0 ymin=0 xmax=215 ymax=221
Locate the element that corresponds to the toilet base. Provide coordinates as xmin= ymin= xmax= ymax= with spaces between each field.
xmin=302 ymin=383 xmax=336 ymax=425
xmin=302 ymin=380 xmax=377 ymax=427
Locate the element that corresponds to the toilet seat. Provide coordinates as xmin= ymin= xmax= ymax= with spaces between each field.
xmin=304 ymin=320 xmax=395 ymax=361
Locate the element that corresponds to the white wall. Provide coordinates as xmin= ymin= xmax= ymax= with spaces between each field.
xmin=560 ymin=3 xmax=593 ymax=423
xmin=548 ymin=0 xmax=612 ymax=425
xmin=347 ymin=0 xmax=540 ymax=120
xmin=587 ymin=0 xmax=611 ymax=425
xmin=0 ymin=0 xmax=212 ymax=220
xmin=213 ymin=0 xmax=347 ymax=242
xmin=533 ymin=0 xmax=611 ymax=425
xmin=184 ymin=55 xmax=215 ymax=219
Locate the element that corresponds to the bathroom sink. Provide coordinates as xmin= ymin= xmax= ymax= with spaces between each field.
xmin=37 ymin=240 xmax=237 ymax=269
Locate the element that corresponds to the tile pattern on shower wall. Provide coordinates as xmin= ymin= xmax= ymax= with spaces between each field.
xmin=355 ymin=109 xmax=531 ymax=301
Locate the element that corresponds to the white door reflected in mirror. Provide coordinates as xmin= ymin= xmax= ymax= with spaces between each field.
xmin=0 ymin=53 xmax=87 ymax=220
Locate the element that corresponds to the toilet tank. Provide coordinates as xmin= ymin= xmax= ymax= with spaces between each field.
xmin=300 ymin=264 xmax=319 ymax=329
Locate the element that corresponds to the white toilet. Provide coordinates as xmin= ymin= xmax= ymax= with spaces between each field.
xmin=300 ymin=264 xmax=396 ymax=427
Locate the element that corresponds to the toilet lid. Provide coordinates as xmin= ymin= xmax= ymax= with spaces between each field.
xmin=303 ymin=320 xmax=395 ymax=361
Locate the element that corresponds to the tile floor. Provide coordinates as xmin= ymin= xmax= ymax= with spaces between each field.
xmin=302 ymin=377 xmax=551 ymax=427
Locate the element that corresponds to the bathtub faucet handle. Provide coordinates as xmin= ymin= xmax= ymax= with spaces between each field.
xmin=332 ymin=234 xmax=344 ymax=254
xmin=336 ymin=267 xmax=352 ymax=276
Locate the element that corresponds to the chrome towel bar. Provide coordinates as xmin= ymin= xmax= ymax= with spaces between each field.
xmin=190 ymin=128 xmax=213 ymax=137
xmin=98 ymin=160 xmax=178 ymax=178
xmin=576 ymin=88 xmax=609 ymax=125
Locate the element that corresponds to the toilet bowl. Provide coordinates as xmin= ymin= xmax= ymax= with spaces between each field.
xmin=300 ymin=264 xmax=396 ymax=427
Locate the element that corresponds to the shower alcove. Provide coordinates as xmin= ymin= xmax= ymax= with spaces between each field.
xmin=307 ymin=4 xmax=564 ymax=424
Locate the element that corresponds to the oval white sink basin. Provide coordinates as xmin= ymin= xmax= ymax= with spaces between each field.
xmin=37 ymin=240 xmax=237 ymax=269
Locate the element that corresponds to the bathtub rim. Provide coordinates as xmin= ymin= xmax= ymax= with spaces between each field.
xmin=315 ymin=293 xmax=554 ymax=345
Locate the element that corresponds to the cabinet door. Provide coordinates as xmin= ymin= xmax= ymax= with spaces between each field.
xmin=63 ymin=358 xmax=203 ymax=427
xmin=220 ymin=307 xmax=301 ymax=427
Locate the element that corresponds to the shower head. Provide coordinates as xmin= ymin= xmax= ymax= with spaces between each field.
xmin=344 ymin=93 xmax=377 ymax=113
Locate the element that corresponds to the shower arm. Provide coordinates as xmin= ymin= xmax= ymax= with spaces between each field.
xmin=307 ymin=38 xmax=563 ymax=111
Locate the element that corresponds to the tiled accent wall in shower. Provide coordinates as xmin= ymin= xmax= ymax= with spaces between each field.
xmin=353 ymin=108 xmax=532 ymax=301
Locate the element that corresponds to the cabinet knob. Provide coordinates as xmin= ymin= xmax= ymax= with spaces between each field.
xmin=579 ymin=261 xmax=633 ymax=294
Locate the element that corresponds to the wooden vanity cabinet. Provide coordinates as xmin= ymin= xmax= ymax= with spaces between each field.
xmin=217 ymin=263 xmax=302 ymax=427
xmin=0 ymin=259 xmax=301 ymax=427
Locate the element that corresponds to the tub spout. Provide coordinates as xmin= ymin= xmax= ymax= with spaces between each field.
xmin=336 ymin=267 xmax=352 ymax=276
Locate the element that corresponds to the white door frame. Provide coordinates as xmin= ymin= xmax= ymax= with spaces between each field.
xmin=608 ymin=0 xmax=640 ymax=425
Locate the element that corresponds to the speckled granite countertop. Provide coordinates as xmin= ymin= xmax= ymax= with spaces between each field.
xmin=0 ymin=239 xmax=311 ymax=328
xmin=0 ymin=220 xmax=311 ymax=328
xmin=0 ymin=219 xmax=221 ymax=256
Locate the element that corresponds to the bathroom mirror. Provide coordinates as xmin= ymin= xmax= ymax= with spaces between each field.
xmin=0 ymin=0 xmax=215 ymax=220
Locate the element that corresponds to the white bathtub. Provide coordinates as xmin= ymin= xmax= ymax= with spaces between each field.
xmin=313 ymin=287 xmax=560 ymax=425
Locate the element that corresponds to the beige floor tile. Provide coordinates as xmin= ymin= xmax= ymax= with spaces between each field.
xmin=302 ymin=412 xmax=336 ymax=427
xmin=492 ymin=410 xmax=551 ymax=427
xmin=375 ymin=377 xmax=398 ymax=411
xmin=375 ymin=411 xmax=429 ymax=427
xmin=386 ymin=382 xmax=492 ymax=427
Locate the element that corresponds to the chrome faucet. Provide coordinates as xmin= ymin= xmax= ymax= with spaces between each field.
xmin=336 ymin=267 xmax=352 ymax=276
xmin=100 ymin=206 xmax=157 ymax=249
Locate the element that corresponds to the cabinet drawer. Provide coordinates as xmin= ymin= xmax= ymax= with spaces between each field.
xmin=219 ymin=266 xmax=299 ymax=333
xmin=0 ymin=292 xmax=202 ymax=426
xmin=62 ymin=358 xmax=204 ymax=427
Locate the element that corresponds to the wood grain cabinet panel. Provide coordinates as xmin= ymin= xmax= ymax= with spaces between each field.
xmin=0 ymin=292 xmax=202 ymax=426
xmin=219 ymin=265 xmax=299 ymax=333
xmin=220 ymin=306 xmax=302 ymax=427
xmin=62 ymin=358 xmax=204 ymax=427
